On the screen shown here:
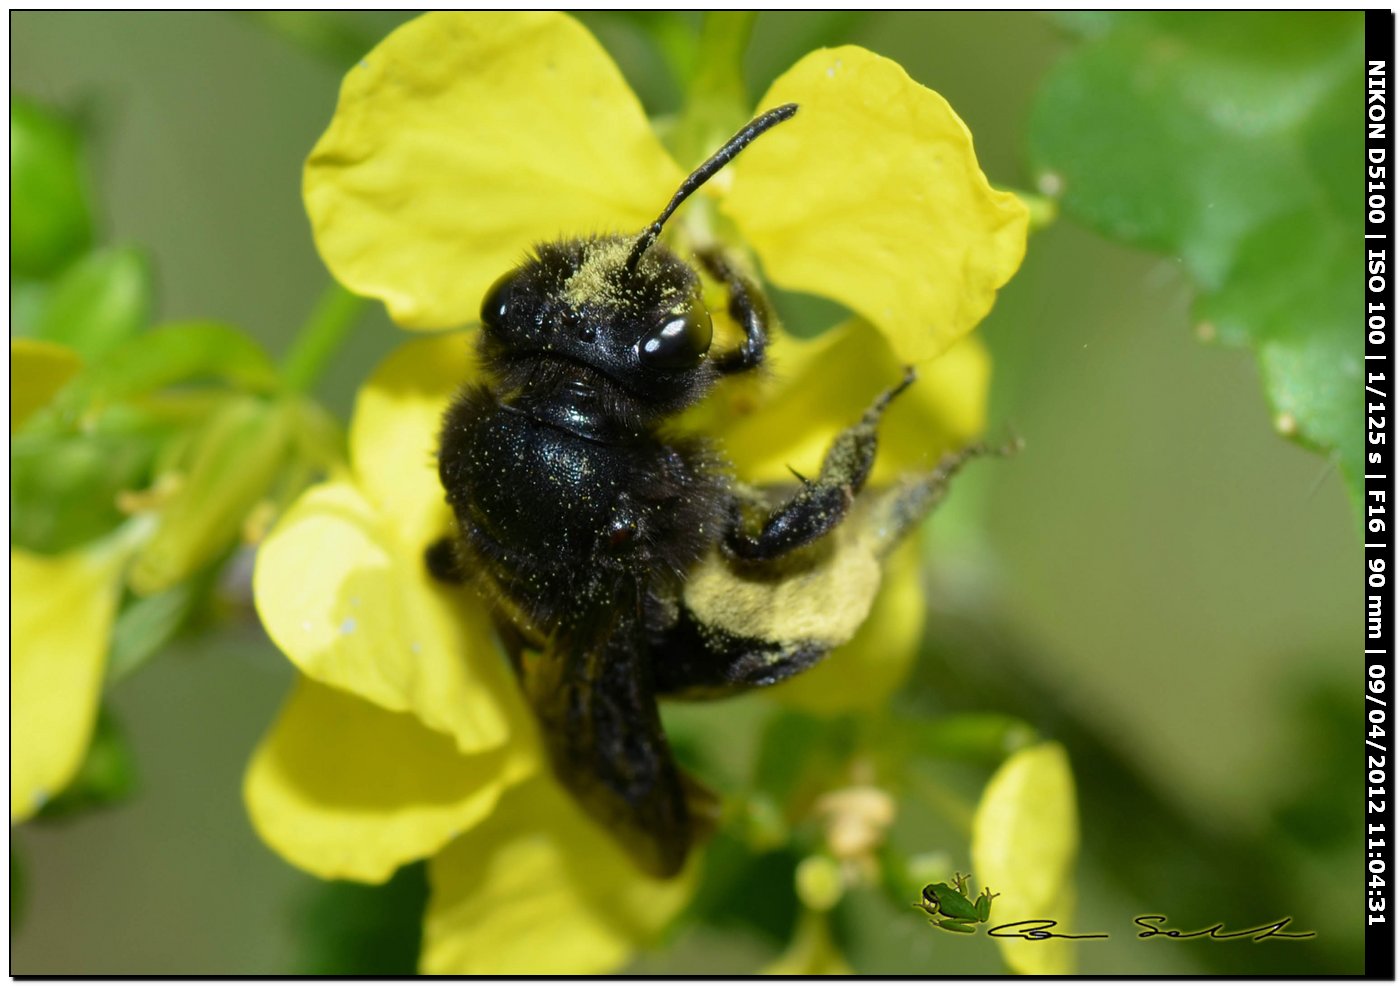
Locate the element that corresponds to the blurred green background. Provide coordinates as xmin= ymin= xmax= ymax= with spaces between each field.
xmin=11 ymin=11 xmax=1361 ymax=974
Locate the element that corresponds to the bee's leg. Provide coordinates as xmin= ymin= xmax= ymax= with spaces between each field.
xmin=699 ymin=250 xmax=769 ymax=375
xmin=651 ymin=605 xmax=830 ymax=699
xmin=424 ymin=535 xmax=468 ymax=584
xmin=658 ymin=439 xmax=1014 ymax=699
xmin=724 ymin=368 xmax=915 ymax=561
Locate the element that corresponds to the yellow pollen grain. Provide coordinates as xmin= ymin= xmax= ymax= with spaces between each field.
xmin=561 ymin=239 xmax=634 ymax=309
xmin=560 ymin=238 xmax=685 ymax=312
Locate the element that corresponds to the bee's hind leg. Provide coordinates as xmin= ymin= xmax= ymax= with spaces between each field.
xmin=724 ymin=368 xmax=915 ymax=562
xmin=651 ymin=605 xmax=831 ymax=700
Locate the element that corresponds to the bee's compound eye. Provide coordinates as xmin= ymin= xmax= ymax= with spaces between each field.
xmin=480 ymin=270 xmax=520 ymax=330
xmin=637 ymin=297 xmax=712 ymax=371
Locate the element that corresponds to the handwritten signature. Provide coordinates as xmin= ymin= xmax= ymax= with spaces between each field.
xmin=985 ymin=916 xmax=1316 ymax=942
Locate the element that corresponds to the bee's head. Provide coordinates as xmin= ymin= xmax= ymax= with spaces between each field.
xmin=477 ymin=234 xmax=715 ymax=415
xmin=476 ymin=103 xmax=797 ymax=421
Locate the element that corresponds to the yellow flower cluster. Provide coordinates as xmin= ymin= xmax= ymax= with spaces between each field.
xmin=244 ymin=10 xmax=1027 ymax=974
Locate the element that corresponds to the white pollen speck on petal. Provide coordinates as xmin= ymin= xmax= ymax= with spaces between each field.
xmin=410 ymin=642 xmax=423 ymax=654
xmin=302 ymin=620 xmax=313 ymax=632
xmin=349 ymin=596 xmax=361 ymax=608
xmin=339 ymin=617 xmax=357 ymax=635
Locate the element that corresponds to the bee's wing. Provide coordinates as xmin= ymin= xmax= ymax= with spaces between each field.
xmin=520 ymin=615 xmax=693 ymax=878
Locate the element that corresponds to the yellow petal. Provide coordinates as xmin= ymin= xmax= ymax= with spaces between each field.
xmin=971 ymin=742 xmax=1079 ymax=975
xmin=349 ymin=332 xmax=469 ymax=554
xmin=711 ymin=321 xmax=990 ymax=487
xmin=12 ymin=338 xmax=81 ymax=432
xmin=723 ymin=47 xmax=1028 ymax=362
xmin=253 ymin=478 xmax=522 ymax=755
xmin=11 ymin=543 xmax=125 ymax=821
xmin=244 ymin=677 xmax=534 ymax=883
xmin=422 ymin=777 xmax=695 ymax=974
xmin=305 ymin=11 xmax=683 ymax=329
xmin=766 ymin=539 xmax=924 ymax=714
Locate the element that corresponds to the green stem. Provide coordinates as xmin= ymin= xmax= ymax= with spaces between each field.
xmin=1007 ymin=187 xmax=1059 ymax=232
xmin=673 ymin=12 xmax=758 ymax=165
xmin=280 ymin=283 xmax=365 ymax=393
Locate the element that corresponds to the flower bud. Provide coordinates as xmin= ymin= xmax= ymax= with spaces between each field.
xmin=129 ymin=395 xmax=294 ymax=595
xmin=795 ymin=854 xmax=845 ymax=912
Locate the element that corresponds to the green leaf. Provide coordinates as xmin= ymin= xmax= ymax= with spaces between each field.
xmin=970 ymin=742 xmax=1078 ymax=975
xmin=896 ymin=713 xmax=1038 ymax=765
xmin=70 ymin=320 xmax=280 ymax=410
xmin=12 ymin=322 xmax=280 ymax=557
xmin=11 ymin=276 xmax=49 ymax=336
xmin=682 ymin=832 xmax=802 ymax=945
xmin=35 ymin=706 xmax=138 ymax=820
xmin=11 ymin=424 xmax=159 ymax=554
xmin=294 ymin=862 xmax=428 ymax=975
xmin=1030 ymin=12 xmax=1364 ymax=499
xmin=10 ymin=96 xmax=93 ymax=278
xmin=752 ymin=708 xmax=857 ymax=805
xmin=34 ymin=246 xmax=152 ymax=359
xmin=106 ymin=576 xmax=205 ymax=684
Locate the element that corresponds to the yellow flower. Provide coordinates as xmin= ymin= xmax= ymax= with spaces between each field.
xmin=304 ymin=12 xmax=1026 ymax=362
xmin=972 ymin=743 xmax=1079 ymax=975
xmin=246 ymin=335 xmax=695 ymax=974
xmin=9 ymin=328 xmax=301 ymax=822
xmin=249 ymin=10 xmax=1026 ymax=974
xmin=11 ymin=537 xmax=129 ymax=822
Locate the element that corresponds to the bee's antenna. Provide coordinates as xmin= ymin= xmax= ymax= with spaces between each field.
xmin=625 ymin=103 xmax=798 ymax=273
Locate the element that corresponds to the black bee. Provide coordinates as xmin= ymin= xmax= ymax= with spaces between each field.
xmin=432 ymin=104 xmax=983 ymax=877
